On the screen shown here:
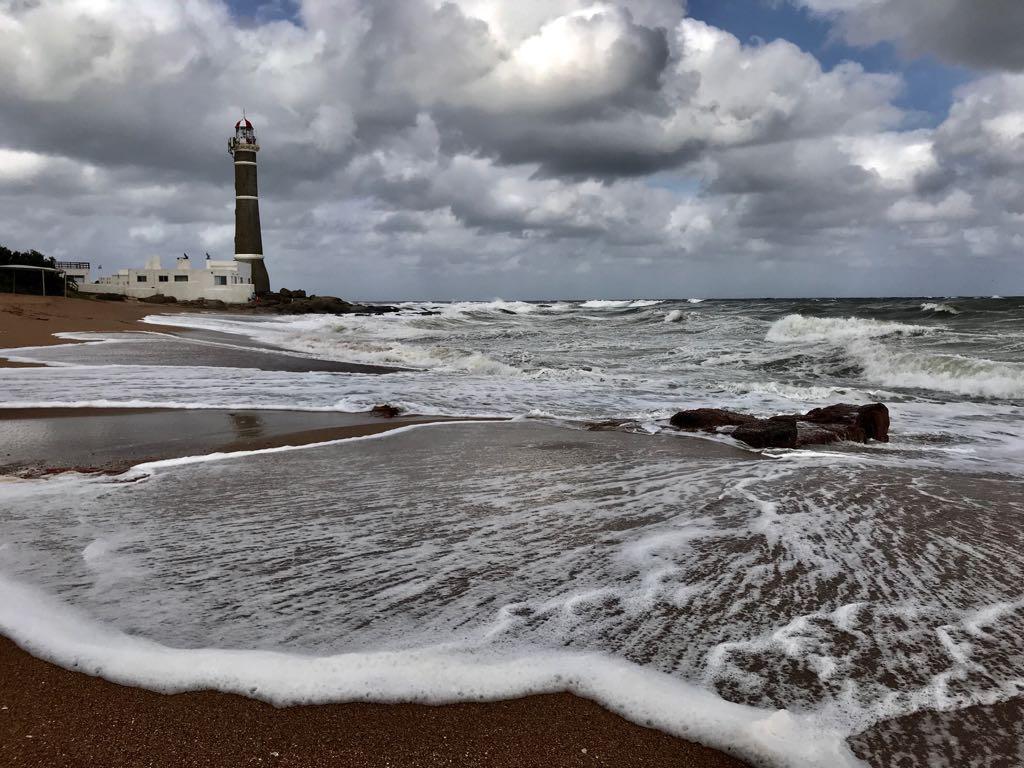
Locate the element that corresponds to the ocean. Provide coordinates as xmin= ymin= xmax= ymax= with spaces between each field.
xmin=1 ymin=297 xmax=1023 ymax=767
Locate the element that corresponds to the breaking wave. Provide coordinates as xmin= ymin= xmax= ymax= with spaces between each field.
xmin=440 ymin=300 xmax=539 ymax=315
xmin=581 ymin=299 xmax=663 ymax=309
xmin=920 ymin=302 xmax=960 ymax=315
xmin=858 ymin=346 xmax=1024 ymax=400
xmin=766 ymin=314 xmax=1024 ymax=400
xmin=766 ymin=315 xmax=932 ymax=344
xmin=664 ymin=310 xmax=685 ymax=323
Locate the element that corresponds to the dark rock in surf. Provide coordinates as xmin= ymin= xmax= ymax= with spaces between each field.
xmin=732 ymin=417 xmax=800 ymax=449
xmin=669 ymin=408 xmax=757 ymax=431
xmin=371 ymin=404 xmax=404 ymax=418
xmin=670 ymin=403 xmax=890 ymax=449
xmin=803 ymin=402 xmax=890 ymax=443
xmin=254 ymin=294 xmax=399 ymax=316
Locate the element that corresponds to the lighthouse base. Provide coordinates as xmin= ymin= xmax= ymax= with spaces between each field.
xmin=241 ymin=258 xmax=271 ymax=296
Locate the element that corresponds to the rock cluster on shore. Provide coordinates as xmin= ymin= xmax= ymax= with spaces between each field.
xmin=138 ymin=295 xmax=229 ymax=309
xmin=253 ymin=289 xmax=399 ymax=316
xmin=670 ymin=403 xmax=890 ymax=449
xmin=134 ymin=288 xmax=400 ymax=315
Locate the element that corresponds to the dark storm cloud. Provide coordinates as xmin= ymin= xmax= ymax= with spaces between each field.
xmin=374 ymin=212 xmax=428 ymax=234
xmin=438 ymin=109 xmax=707 ymax=179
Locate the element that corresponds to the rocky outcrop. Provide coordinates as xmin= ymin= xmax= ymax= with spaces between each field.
xmin=253 ymin=291 xmax=399 ymax=316
xmin=669 ymin=408 xmax=757 ymax=431
xmin=370 ymin=404 xmax=404 ymax=418
xmin=139 ymin=294 xmax=178 ymax=304
xmin=731 ymin=418 xmax=802 ymax=449
xmin=670 ymin=403 xmax=890 ymax=449
xmin=802 ymin=403 xmax=890 ymax=442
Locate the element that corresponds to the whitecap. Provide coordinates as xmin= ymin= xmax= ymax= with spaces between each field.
xmin=920 ymin=302 xmax=960 ymax=315
xmin=580 ymin=300 xmax=663 ymax=309
xmin=857 ymin=344 xmax=1024 ymax=399
xmin=766 ymin=314 xmax=932 ymax=344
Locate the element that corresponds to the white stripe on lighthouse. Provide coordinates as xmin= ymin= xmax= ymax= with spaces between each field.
xmin=236 ymin=195 xmax=259 ymax=200
xmin=234 ymin=161 xmax=257 ymax=166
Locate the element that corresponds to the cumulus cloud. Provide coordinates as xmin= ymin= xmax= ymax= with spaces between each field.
xmin=797 ymin=0 xmax=1024 ymax=71
xmin=0 ymin=0 xmax=1020 ymax=297
xmin=887 ymin=189 xmax=975 ymax=223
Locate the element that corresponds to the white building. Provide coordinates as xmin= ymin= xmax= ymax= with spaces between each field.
xmin=55 ymin=261 xmax=93 ymax=285
xmin=78 ymin=254 xmax=254 ymax=303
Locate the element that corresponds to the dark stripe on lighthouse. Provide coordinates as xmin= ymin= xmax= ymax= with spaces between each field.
xmin=234 ymin=166 xmax=259 ymax=197
xmin=235 ymin=202 xmax=263 ymax=257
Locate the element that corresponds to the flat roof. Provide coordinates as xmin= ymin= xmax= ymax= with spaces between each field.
xmin=0 ymin=265 xmax=62 ymax=272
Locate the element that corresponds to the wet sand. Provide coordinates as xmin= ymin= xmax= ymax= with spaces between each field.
xmin=0 ymin=637 xmax=748 ymax=768
xmin=0 ymin=294 xmax=189 ymax=364
xmin=0 ymin=408 xmax=466 ymax=476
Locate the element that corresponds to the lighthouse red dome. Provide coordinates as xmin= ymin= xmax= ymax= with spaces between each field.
xmin=235 ymin=117 xmax=253 ymax=130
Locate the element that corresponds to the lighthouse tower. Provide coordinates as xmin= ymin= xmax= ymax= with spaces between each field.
xmin=229 ymin=116 xmax=270 ymax=295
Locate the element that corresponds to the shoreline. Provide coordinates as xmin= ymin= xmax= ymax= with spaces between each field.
xmin=0 ymin=294 xmax=402 ymax=373
xmin=0 ymin=636 xmax=749 ymax=768
xmin=0 ymin=295 xmax=754 ymax=767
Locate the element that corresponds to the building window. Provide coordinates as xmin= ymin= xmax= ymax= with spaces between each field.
xmin=174 ymin=275 xmax=188 ymax=282
xmin=136 ymin=275 xmax=147 ymax=282
xmin=214 ymin=275 xmax=227 ymax=286
xmin=158 ymin=275 xmax=169 ymax=282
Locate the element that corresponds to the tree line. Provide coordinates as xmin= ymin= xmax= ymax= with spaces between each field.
xmin=0 ymin=245 xmax=70 ymax=295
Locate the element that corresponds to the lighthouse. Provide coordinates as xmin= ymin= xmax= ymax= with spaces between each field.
xmin=229 ymin=116 xmax=270 ymax=295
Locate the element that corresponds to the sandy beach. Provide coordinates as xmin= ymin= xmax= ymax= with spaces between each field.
xmin=0 ymin=294 xmax=190 ymax=364
xmin=0 ymin=296 xmax=752 ymax=768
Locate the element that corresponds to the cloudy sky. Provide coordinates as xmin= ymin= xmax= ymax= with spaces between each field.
xmin=1 ymin=0 xmax=1022 ymax=299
